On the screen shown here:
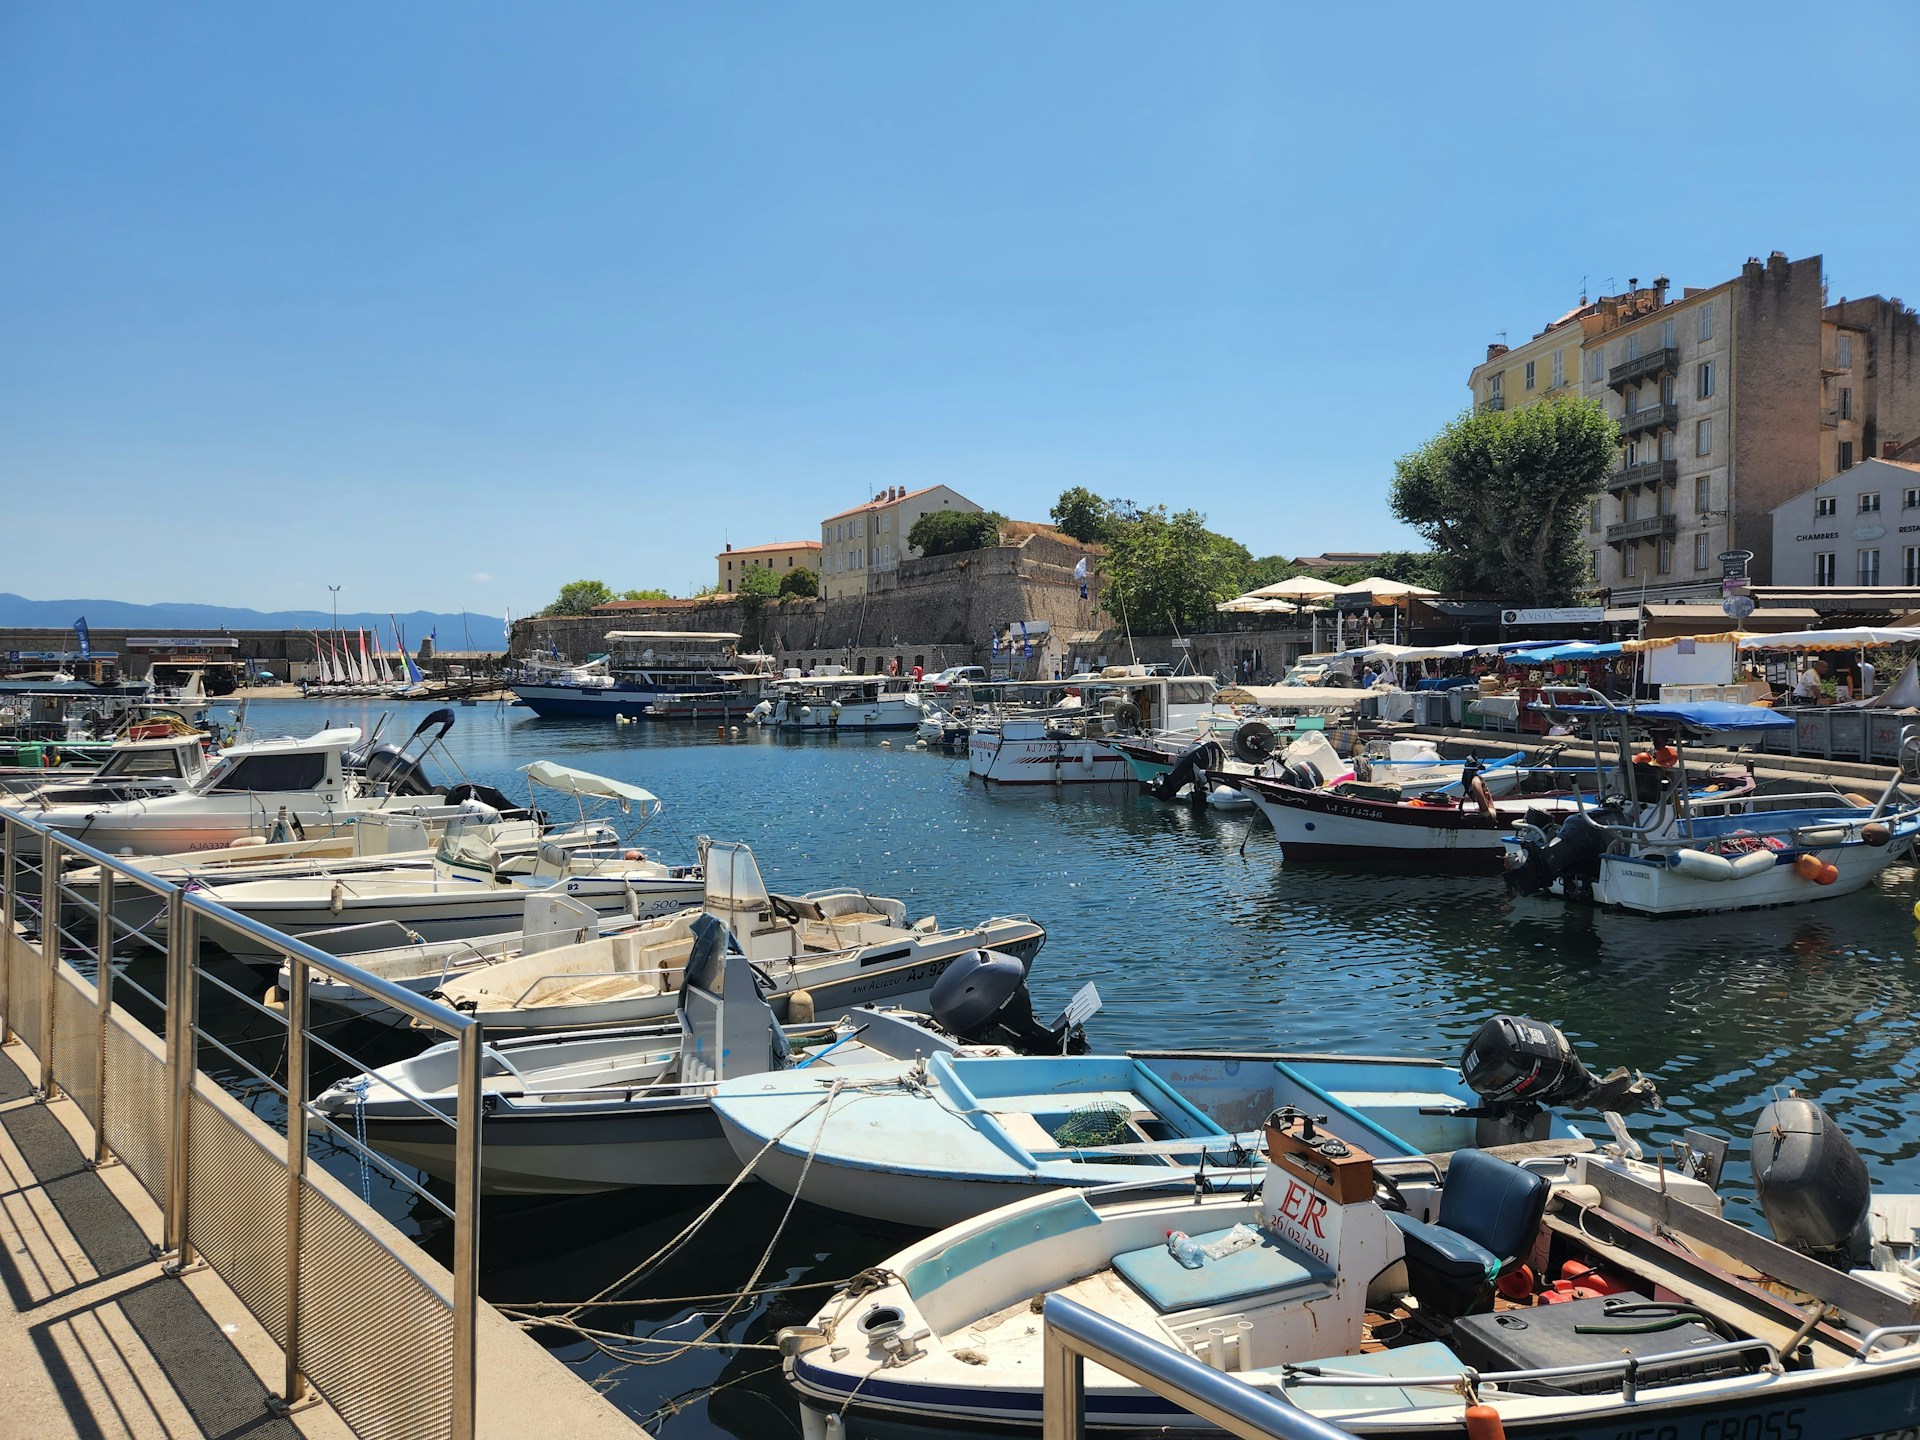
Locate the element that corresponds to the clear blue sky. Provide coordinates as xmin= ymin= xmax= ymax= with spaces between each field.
xmin=4 ymin=3 xmax=1915 ymax=620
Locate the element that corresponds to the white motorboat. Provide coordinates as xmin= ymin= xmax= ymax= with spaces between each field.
xmin=27 ymin=710 xmax=461 ymax=856
xmin=310 ymin=919 xmax=1031 ymax=1194
xmin=754 ymin=676 xmax=924 ymax=732
xmin=179 ymin=762 xmax=702 ymax=964
xmin=781 ymin=1104 xmax=1920 ymax=1438
xmin=1506 ymin=696 xmax=1920 ymax=915
xmin=10 ymin=732 xmax=212 ymax=807
xmin=967 ymin=672 xmax=1220 ymax=784
xmin=417 ymin=839 xmax=1046 ymax=1032
xmin=509 ymin=631 xmax=776 ymax=719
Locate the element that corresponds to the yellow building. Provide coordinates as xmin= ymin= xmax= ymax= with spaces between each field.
xmin=716 ymin=540 xmax=822 ymax=595
xmin=819 ymin=485 xmax=981 ymax=601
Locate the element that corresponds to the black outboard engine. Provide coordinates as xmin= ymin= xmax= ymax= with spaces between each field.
xmin=929 ymin=949 xmax=1087 ymax=1055
xmin=1752 ymin=1093 xmax=1873 ymax=1270
xmin=1505 ymin=808 xmax=1614 ymax=899
xmin=1148 ymin=739 xmax=1225 ymax=802
xmin=362 ymin=743 xmax=434 ymax=794
xmin=443 ymin=781 xmax=531 ymax=820
xmin=1459 ymin=1015 xmax=1661 ymax=1142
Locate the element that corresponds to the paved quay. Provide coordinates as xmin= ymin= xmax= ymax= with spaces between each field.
xmin=0 ymin=1037 xmax=642 ymax=1440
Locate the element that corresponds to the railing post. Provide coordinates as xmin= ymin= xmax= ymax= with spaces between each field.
xmin=281 ymin=951 xmax=309 ymax=1408
xmin=93 ymin=867 xmax=115 ymax=1167
xmin=451 ymin=1021 xmax=483 ymax=1440
xmin=39 ymin=828 xmax=60 ymax=1098
xmin=1042 ymin=1324 xmax=1087 ymax=1440
xmin=1 ymin=817 xmax=15 ymax=1047
xmin=162 ymin=896 xmax=198 ymax=1267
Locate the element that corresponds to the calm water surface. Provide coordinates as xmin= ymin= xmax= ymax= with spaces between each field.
xmin=220 ymin=699 xmax=1920 ymax=1435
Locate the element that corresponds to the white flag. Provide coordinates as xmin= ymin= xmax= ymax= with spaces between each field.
xmin=1073 ymin=557 xmax=1087 ymax=581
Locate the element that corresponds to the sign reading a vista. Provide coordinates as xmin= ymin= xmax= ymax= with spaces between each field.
xmin=1502 ymin=607 xmax=1606 ymax=626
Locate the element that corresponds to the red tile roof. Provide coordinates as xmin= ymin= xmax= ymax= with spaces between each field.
xmin=820 ymin=485 xmax=946 ymax=523
xmin=719 ymin=540 xmax=821 ymax=556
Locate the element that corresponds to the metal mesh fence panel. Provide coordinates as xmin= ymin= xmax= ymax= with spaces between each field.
xmin=52 ymin=967 xmax=98 ymax=1128
xmin=103 ymin=1018 xmax=169 ymax=1204
xmin=298 ymin=1179 xmax=455 ymax=1440
xmin=185 ymin=1091 xmax=291 ymax=1347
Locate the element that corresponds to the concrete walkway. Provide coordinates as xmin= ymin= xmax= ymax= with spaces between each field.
xmin=0 ymin=1041 xmax=354 ymax=1440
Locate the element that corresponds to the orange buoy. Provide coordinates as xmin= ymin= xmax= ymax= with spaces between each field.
xmin=1494 ymin=1264 xmax=1534 ymax=1302
xmin=1816 ymin=862 xmax=1839 ymax=886
xmin=1794 ymin=853 xmax=1823 ymax=881
xmin=1465 ymin=1403 xmax=1507 ymax=1439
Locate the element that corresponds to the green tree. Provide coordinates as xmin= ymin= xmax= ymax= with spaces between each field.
xmin=907 ymin=509 xmax=1006 ymax=557
xmin=1102 ymin=507 xmax=1249 ymax=634
xmin=619 ymin=587 xmax=673 ymax=601
xmin=737 ymin=567 xmax=783 ymax=599
xmin=1390 ymin=397 xmax=1617 ymax=604
xmin=778 ymin=566 xmax=819 ymax=598
xmin=545 ymin=579 xmax=613 ymax=616
xmin=1049 ymin=487 xmax=1115 ymax=544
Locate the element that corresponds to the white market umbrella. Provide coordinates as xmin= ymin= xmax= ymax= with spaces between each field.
xmin=1330 ymin=577 xmax=1440 ymax=600
xmin=1736 ymin=627 xmax=1920 ymax=651
xmin=1216 ymin=596 xmax=1300 ymax=614
xmin=1252 ymin=575 xmax=1341 ymax=598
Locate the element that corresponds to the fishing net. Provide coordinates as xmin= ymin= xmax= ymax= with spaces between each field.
xmin=1050 ymin=1102 xmax=1131 ymax=1149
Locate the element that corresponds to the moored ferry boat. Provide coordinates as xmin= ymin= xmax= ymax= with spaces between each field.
xmin=509 ymin=631 xmax=775 ymax=719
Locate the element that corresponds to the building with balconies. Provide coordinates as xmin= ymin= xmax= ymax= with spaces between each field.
xmin=1472 ymin=253 xmax=1920 ymax=604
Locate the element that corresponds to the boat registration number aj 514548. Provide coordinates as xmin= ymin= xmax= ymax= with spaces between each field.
xmin=1540 ymin=1409 xmax=1808 ymax=1440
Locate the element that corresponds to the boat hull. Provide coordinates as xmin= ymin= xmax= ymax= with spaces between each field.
xmin=1588 ymin=839 xmax=1911 ymax=915
xmin=1236 ymin=778 xmax=1520 ymax=874
xmin=349 ymin=1101 xmax=733 ymax=1194
xmin=968 ymin=732 xmax=1135 ymax=785
xmin=201 ymin=875 xmax=703 ymax=964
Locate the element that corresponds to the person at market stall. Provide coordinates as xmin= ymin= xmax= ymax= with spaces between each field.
xmin=1793 ymin=658 xmax=1827 ymax=701
xmin=1858 ymin=654 xmax=1877 ymax=699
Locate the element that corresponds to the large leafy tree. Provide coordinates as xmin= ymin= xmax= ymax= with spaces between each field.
xmin=1390 ymin=398 xmax=1618 ymax=604
xmin=619 ymin=587 xmax=673 ymax=601
xmin=545 ymin=579 xmax=613 ymax=615
xmin=1102 ymin=507 xmax=1249 ymax=634
xmin=908 ymin=509 xmax=1006 ymax=557
xmin=1049 ymin=487 xmax=1116 ymax=544
xmin=778 ymin=566 xmax=819 ymax=597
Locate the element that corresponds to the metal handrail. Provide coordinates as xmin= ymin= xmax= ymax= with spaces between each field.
xmin=1042 ymin=1294 xmax=1355 ymax=1439
xmin=0 ymin=804 xmax=483 ymax=1437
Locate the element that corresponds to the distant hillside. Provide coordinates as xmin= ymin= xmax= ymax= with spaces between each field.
xmin=0 ymin=594 xmax=506 ymax=650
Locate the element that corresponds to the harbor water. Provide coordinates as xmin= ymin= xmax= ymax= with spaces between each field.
xmin=204 ymin=700 xmax=1920 ymax=1435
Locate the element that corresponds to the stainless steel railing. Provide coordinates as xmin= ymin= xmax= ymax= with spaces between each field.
xmin=1041 ymin=1293 xmax=1356 ymax=1439
xmin=1 ymin=804 xmax=484 ymax=1440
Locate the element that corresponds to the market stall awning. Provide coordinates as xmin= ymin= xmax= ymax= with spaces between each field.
xmin=1213 ymin=685 xmax=1377 ymax=709
xmin=1734 ymin=627 xmax=1920 ymax=651
xmin=1507 ymin=642 xmax=1624 ymax=663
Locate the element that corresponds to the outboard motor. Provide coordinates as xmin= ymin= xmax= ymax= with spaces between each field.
xmin=1459 ymin=1015 xmax=1661 ymax=1141
xmin=1752 ymin=1093 xmax=1873 ymax=1269
xmin=1505 ymin=807 xmax=1615 ymax=899
xmin=362 ymin=743 xmax=434 ymax=794
xmin=1148 ymin=739 xmax=1225 ymax=802
xmin=442 ymin=781 xmax=530 ymax=820
xmin=928 ymin=949 xmax=1087 ymax=1055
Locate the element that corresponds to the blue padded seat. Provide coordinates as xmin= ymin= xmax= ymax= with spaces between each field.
xmin=1113 ymin=1227 xmax=1334 ymax=1315
xmin=1386 ymin=1149 xmax=1549 ymax=1317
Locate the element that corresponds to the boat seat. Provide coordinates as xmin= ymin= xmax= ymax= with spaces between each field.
xmin=1385 ymin=1149 xmax=1548 ymax=1318
xmin=1113 ymin=1225 xmax=1333 ymax=1315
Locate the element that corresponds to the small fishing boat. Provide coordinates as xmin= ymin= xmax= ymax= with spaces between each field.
xmin=781 ymin=1087 xmax=1920 ymax=1438
xmin=180 ymin=762 xmax=702 ymax=964
xmin=753 ymin=676 xmax=925 ymax=732
xmin=712 ymin=1016 xmax=1656 ymax=1229
xmin=509 ymin=631 xmax=776 ymax=719
xmin=1506 ymin=696 xmax=1920 ymax=915
xmin=966 ymin=674 xmax=1224 ymax=785
xmin=311 ymin=921 xmax=1068 ymax=1194
xmin=415 ymin=839 xmax=1045 ymax=1033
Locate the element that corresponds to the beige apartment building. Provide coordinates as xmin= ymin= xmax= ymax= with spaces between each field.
xmin=1468 ymin=252 xmax=1920 ymax=601
xmin=715 ymin=540 xmax=821 ymax=595
xmin=818 ymin=485 xmax=982 ymax=601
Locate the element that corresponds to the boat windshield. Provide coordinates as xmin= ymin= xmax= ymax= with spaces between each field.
xmin=703 ymin=841 xmax=770 ymax=914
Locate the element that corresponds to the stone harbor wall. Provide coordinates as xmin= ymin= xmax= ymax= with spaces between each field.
xmin=513 ymin=532 xmax=1113 ymax=676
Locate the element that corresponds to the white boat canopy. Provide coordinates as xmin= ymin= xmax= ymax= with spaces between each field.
xmin=520 ymin=761 xmax=661 ymax=816
xmin=1734 ymin=627 xmax=1920 ymax=651
xmin=1213 ymin=685 xmax=1375 ymax=709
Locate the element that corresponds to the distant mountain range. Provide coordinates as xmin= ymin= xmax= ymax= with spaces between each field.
xmin=0 ymin=594 xmax=507 ymax=650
